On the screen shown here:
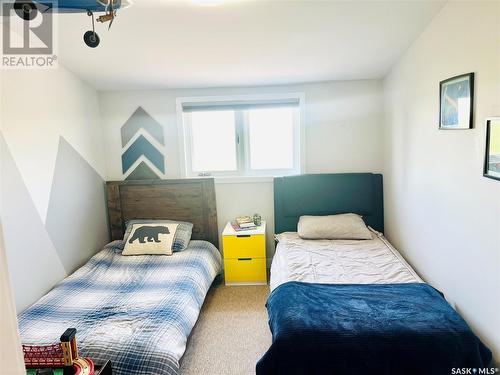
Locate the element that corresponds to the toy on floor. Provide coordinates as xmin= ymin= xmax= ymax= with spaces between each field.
xmin=23 ymin=328 xmax=94 ymax=375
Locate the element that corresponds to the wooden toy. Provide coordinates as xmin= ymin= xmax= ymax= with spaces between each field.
xmin=23 ymin=328 xmax=94 ymax=375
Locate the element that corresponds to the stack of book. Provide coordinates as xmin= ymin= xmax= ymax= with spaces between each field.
xmin=231 ymin=216 xmax=257 ymax=231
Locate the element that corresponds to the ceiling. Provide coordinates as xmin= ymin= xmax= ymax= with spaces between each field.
xmin=52 ymin=0 xmax=446 ymax=90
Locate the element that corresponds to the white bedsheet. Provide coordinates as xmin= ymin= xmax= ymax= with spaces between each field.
xmin=270 ymin=229 xmax=422 ymax=291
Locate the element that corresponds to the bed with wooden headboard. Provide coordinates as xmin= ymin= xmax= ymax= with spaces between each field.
xmin=106 ymin=178 xmax=219 ymax=248
xmin=17 ymin=178 xmax=223 ymax=375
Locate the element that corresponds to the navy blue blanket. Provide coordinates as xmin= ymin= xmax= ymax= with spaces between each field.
xmin=257 ymin=282 xmax=491 ymax=375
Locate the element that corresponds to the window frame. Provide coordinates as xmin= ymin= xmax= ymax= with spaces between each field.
xmin=176 ymin=93 xmax=305 ymax=179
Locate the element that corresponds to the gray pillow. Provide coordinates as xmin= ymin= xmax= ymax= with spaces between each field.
xmin=124 ymin=219 xmax=193 ymax=252
xmin=298 ymin=213 xmax=372 ymax=240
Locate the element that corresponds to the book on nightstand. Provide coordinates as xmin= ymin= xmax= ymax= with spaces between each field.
xmin=233 ymin=216 xmax=257 ymax=231
xmin=231 ymin=221 xmax=256 ymax=231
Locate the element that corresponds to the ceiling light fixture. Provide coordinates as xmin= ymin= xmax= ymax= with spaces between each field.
xmin=192 ymin=0 xmax=225 ymax=6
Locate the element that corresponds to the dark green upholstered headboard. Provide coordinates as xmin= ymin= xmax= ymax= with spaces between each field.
xmin=274 ymin=173 xmax=384 ymax=234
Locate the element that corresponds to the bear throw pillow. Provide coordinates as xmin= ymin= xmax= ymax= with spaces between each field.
xmin=122 ymin=222 xmax=179 ymax=256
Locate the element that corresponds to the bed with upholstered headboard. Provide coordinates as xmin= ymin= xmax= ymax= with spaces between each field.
xmin=274 ymin=172 xmax=384 ymax=234
xmin=106 ymin=178 xmax=219 ymax=248
xmin=258 ymin=172 xmax=491 ymax=374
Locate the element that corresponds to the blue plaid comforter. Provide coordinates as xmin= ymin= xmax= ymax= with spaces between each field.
xmin=18 ymin=240 xmax=222 ymax=375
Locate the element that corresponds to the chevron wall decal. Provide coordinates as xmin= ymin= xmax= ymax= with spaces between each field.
xmin=122 ymin=135 xmax=165 ymax=173
xmin=125 ymin=161 xmax=160 ymax=180
xmin=121 ymin=107 xmax=164 ymax=146
xmin=120 ymin=107 xmax=166 ymax=179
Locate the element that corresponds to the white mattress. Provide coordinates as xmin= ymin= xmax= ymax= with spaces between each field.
xmin=270 ymin=229 xmax=422 ymax=291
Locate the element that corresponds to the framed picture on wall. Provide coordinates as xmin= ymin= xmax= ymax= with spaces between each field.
xmin=439 ymin=72 xmax=474 ymax=129
xmin=484 ymin=117 xmax=500 ymax=181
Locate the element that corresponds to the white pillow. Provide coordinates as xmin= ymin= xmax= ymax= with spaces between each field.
xmin=122 ymin=222 xmax=179 ymax=255
xmin=297 ymin=214 xmax=372 ymax=240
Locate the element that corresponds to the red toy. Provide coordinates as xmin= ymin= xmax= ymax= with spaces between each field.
xmin=23 ymin=328 xmax=94 ymax=375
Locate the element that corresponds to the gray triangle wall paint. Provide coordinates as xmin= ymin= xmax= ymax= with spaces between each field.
xmin=121 ymin=107 xmax=165 ymax=147
xmin=125 ymin=161 xmax=161 ymax=180
xmin=45 ymin=137 xmax=109 ymax=276
xmin=0 ymin=132 xmax=67 ymax=313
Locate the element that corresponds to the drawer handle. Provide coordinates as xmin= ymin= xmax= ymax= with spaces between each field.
xmin=236 ymin=234 xmax=251 ymax=238
xmin=238 ymin=258 xmax=252 ymax=261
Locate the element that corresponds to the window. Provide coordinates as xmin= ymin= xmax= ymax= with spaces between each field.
xmin=179 ymin=95 xmax=303 ymax=178
xmin=190 ymin=110 xmax=237 ymax=173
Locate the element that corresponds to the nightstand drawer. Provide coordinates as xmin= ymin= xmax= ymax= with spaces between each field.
xmin=223 ymin=234 xmax=265 ymax=259
xmin=224 ymin=257 xmax=267 ymax=284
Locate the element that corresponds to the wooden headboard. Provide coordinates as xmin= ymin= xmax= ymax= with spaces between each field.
xmin=106 ymin=178 xmax=219 ymax=248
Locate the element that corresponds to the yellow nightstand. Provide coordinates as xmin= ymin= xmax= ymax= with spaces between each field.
xmin=222 ymin=221 xmax=267 ymax=285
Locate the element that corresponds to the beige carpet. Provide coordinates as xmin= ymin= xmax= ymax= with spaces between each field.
xmin=180 ymin=280 xmax=272 ymax=375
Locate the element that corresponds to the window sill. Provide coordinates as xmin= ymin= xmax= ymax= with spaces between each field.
xmin=214 ymin=176 xmax=274 ymax=184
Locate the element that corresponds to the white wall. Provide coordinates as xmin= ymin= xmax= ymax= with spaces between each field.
xmin=0 ymin=222 xmax=25 ymax=375
xmin=1 ymin=67 xmax=106 ymax=220
xmin=0 ymin=66 xmax=109 ymax=312
xmin=383 ymin=0 xmax=500 ymax=360
xmin=100 ymin=80 xmax=384 ymax=261
xmin=0 ymin=72 xmax=25 ymax=375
